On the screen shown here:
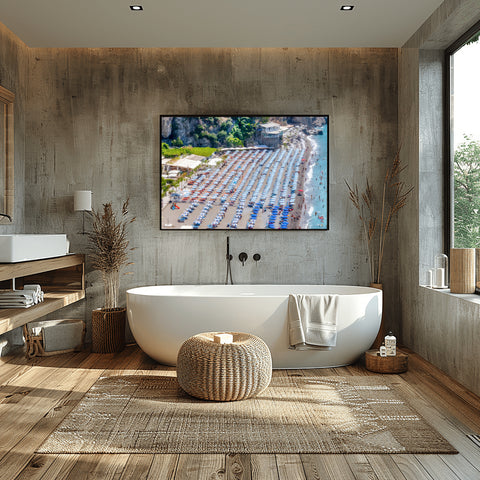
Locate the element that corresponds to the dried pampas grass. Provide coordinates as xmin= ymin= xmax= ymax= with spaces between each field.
xmin=88 ymin=199 xmax=135 ymax=309
xmin=346 ymin=147 xmax=413 ymax=284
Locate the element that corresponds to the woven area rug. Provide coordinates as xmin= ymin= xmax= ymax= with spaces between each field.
xmin=37 ymin=374 xmax=457 ymax=454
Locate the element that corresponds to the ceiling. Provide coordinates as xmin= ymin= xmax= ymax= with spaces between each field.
xmin=0 ymin=0 xmax=444 ymax=48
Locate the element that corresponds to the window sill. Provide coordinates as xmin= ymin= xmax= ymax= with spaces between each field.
xmin=419 ymin=285 xmax=480 ymax=305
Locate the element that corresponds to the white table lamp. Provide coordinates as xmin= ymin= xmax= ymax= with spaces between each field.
xmin=74 ymin=190 xmax=92 ymax=234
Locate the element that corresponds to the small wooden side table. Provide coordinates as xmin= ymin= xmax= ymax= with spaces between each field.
xmin=365 ymin=349 xmax=408 ymax=374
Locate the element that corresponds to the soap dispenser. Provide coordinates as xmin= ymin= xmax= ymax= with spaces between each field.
xmin=385 ymin=332 xmax=396 ymax=356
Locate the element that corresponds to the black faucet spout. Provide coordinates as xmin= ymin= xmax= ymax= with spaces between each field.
xmin=0 ymin=213 xmax=12 ymax=222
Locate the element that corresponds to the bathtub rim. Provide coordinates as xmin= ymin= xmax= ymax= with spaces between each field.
xmin=126 ymin=284 xmax=382 ymax=298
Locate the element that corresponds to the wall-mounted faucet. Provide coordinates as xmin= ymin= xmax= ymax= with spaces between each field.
xmin=0 ymin=213 xmax=12 ymax=222
xmin=225 ymin=236 xmax=234 ymax=284
xmin=239 ymin=252 xmax=248 ymax=266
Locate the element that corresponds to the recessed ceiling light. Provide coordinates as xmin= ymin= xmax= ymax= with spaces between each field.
xmin=130 ymin=5 xmax=143 ymax=11
xmin=340 ymin=5 xmax=354 ymax=10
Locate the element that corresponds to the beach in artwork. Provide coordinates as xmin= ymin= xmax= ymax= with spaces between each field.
xmin=161 ymin=116 xmax=328 ymax=230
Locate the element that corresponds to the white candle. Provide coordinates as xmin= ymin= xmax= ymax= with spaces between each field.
xmin=434 ymin=267 xmax=445 ymax=288
xmin=426 ymin=269 xmax=433 ymax=288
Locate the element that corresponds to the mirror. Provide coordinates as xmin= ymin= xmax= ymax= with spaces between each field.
xmin=0 ymin=85 xmax=14 ymax=224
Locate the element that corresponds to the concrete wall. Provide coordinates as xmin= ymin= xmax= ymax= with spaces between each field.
xmin=23 ymin=47 xmax=399 ymax=342
xmin=0 ymin=21 xmax=27 ymax=232
xmin=0 ymin=22 xmax=28 ymax=354
xmin=399 ymin=0 xmax=480 ymax=395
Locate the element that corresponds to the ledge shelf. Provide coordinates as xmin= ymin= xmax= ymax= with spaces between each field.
xmin=419 ymin=285 xmax=480 ymax=306
xmin=0 ymin=254 xmax=85 ymax=336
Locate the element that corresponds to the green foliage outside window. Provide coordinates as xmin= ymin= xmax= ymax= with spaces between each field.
xmin=454 ymin=136 xmax=480 ymax=247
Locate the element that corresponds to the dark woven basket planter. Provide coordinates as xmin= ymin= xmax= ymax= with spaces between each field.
xmin=91 ymin=307 xmax=126 ymax=353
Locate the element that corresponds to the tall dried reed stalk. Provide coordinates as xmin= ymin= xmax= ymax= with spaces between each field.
xmin=346 ymin=147 xmax=413 ymax=284
xmin=88 ymin=199 xmax=135 ymax=309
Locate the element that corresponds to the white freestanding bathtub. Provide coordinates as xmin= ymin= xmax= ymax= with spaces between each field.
xmin=126 ymin=285 xmax=382 ymax=369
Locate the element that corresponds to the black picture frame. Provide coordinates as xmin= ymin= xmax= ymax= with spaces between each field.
xmin=160 ymin=115 xmax=329 ymax=231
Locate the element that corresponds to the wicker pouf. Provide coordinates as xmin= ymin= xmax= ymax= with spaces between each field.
xmin=177 ymin=332 xmax=272 ymax=401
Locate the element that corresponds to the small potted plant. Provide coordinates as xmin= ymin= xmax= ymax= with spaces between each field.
xmin=88 ymin=199 xmax=135 ymax=353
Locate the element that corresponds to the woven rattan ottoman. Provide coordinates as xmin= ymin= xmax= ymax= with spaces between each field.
xmin=177 ymin=332 xmax=272 ymax=401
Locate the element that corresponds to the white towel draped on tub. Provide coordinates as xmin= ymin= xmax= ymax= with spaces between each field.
xmin=288 ymin=294 xmax=339 ymax=350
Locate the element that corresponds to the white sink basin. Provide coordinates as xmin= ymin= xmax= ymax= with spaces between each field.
xmin=0 ymin=234 xmax=69 ymax=263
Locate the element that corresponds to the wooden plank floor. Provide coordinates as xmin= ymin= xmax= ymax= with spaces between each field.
xmin=1 ymin=345 xmax=480 ymax=480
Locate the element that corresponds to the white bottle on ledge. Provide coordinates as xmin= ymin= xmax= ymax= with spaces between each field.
xmin=385 ymin=332 xmax=396 ymax=356
xmin=433 ymin=253 xmax=448 ymax=289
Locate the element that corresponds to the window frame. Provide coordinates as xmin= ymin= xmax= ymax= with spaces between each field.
xmin=444 ymin=20 xmax=480 ymax=256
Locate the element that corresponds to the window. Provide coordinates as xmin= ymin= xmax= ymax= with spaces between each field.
xmin=447 ymin=23 xmax=480 ymax=249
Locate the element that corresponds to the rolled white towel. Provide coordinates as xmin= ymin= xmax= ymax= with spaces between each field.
xmin=24 ymin=284 xmax=42 ymax=294
xmin=23 ymin=284 xmax=42 ymax=304
xmin=23 ymin=284 xmax=43 ymax=305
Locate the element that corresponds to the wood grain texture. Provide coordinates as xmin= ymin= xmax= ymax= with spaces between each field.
xmin=175 ymin=454 xmax=225 ymax=480
xmin=0 ymin=345 xmax=479 ymax=479
xmin=366 ymin=455 xmax=408 ymax=480
xmin=414 ymin=455 xmax=461 ymax=480
xmin=0 ymin=254 xmax=85 ymax=335
xmin=275 ymin=455 xmax=306 ymax=480
xmin=404 ymin=347 xmax=480 ymax=431
xmin=14 ymin=454 xmax=80 ymax=480
xmin=226 ymin=454 xmax=252 ymax=480
xmin=450 ymin=248 xmax=475 ymax=294
xmin=365 ymin=349 xmax=408 ymax=374
xmin=302 ymin=454 xmax=357 ymax=480
xmin=148 ymin=455 xmax=178 ymax=480
xmin=0 ymin=352 xmax=93 ymax=479
xmin=390 ymin=455 xmax=432 ymax=480
xmin=0 ymin=346 xmax=147 ymax=480
xmin=0 ymin=254 xmax=85 ymax=282
xmin=119 ymin=454 xmax=154 ymax=480
xmin=250 ymin=455 xmax=279 ymax=480
xmin=0 ymin=291 xmax=85 ymax=335
xmin=344 ymin=454 xmax=379 ymax=480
